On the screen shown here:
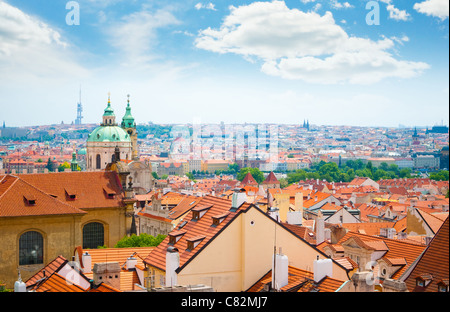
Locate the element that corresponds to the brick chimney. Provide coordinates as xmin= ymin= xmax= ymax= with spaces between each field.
xmin=93 ymin=262 xmax=121 ymax=290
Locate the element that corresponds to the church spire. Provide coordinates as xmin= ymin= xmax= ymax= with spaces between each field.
xmin=102 ymin=92 xmax=116 ymax=126
xmin=121 ymin=94 xmax=135 ymax=129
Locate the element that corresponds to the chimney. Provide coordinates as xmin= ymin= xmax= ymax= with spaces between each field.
xmin=14 ymin=271 xmax=27 ymax=292
xmin=316 ymin=212 xmax=325 ymax=245
xmin=231 ymin=189 xmax=247 ymax=211
xmin=267 ymin=207 xmax=280 ymax=222
xmin=286 ymin=211 xmax=302 ymax=225
xmin=82 ymin=252 xmax=92 ymax=274
xmin=126 ymin=256 xmax=138 ymax=270
xmin=313 ymin=256 xmax=333 ymax=283
xmin=272 ymin=247 xmax=289 ymax=291
xmin=397 ymin=232 xmax=407 ymax=239
xmin=166 ymin=247 xmax=179 ymax=287
xmin=93 ymin=262 xmax=121 ymax=290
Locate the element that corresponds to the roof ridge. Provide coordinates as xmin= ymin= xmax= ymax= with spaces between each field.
xmin=0 ymin=175 xmax=19 ymax=202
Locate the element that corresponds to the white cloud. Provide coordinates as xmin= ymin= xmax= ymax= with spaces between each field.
xmin=195 ymin=2 xmax=217 ymax=11
xmin=379 ymin=0 xmax=411 ymax=21
xmin=195 ymin=1 xmax=428 ymax=84
xmin=414 ymin=0 xmax=449 ymax=20
xmin=0 ymin=1 xmax=88 ymax=80
xmin=330 ymin=0 xmax=353 ymax=9
xmin=107 ymin=8 xmax=180 ymax=67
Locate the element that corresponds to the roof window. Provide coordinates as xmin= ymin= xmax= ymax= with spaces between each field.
xmin=24 ymin=194 xmax=36 ymax=205
xmin=211 ymin=212 xmax=230 ymax=227
xmin=191 ymin=205 xmax=212 ymax=221
xmin=65 ymin=188 xmax=77 ymax=200
xmin=186 ymin=235 xmax=205 ymax=251
xmin=168 ymin=230 xmax=186 ymax=245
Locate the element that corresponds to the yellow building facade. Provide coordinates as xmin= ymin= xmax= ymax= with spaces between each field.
xmin=0 ymin=172 xmax=135 ymax=289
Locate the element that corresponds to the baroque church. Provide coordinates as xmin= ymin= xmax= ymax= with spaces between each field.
xmin=86 ymin=94 xmax=153 ymax=194
xmin=0 ymin=95 xmax=154 ymax=289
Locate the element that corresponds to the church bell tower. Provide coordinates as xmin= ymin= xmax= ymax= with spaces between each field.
xmin=121 ymin=95 xmax=138 ymax=160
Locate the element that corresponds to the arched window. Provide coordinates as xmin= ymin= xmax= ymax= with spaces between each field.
xmin=19 ymin=231 xmax=44 ymax=265
xmin=83 ymin=222 xmax=104 ymax=249
xmin=96 ymin=154 xmax=101 ymax=169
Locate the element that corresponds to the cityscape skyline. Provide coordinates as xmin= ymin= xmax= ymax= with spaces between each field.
xmin=0 ymin=0 xmax=449 ymax=128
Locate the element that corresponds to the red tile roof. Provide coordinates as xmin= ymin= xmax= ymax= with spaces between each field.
xmin=144 ymin=195 xmax=252 ymax=272
xmin=0 ymin=175 xmax=86 ymax=218
xmin=241 ymin=172 xmax=258 ymax=186
xmin=18 ymin=171 xmax=125 ymax=210
xmin=32 ymin=273 xmax=87 ymax=292
xmin=334 ymin=231 xmax=427 ymax=279
xmin=262 ymin=172 xmax=279 ymax=184
xmin=25 ymin=255 xmax=68 ymax=287
xmin=404 ymin=217 xmax=449 ymax=292
xmin=247 ymin=266 xmax=346 ymax=292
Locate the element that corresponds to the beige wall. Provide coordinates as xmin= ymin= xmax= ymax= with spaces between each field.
xmin=273 ymin=193 xmax=291 ymax=223
xmin=177 ymin=206 xmax=349 ymax=292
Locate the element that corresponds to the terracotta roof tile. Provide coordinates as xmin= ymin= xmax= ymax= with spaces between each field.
xmin=26 ymin=255 xmax=68 ymax=287
xmin=247 ymin=266 xmax=346 ymax=293
xmin=18 ymin=171 xmax=125 ymax=210
xmin=404 ymin=217 xmax=449 ymax=292
xmin=33 ymin=273 xmax=87 ymax=292
xmin=336 ymin=231 xmax=427 ymax=279
xmin=0 ymin=175 xmax=86 ymax=218
xmin=241 ymin=172 xmax=258 ymax=186
xmin=262 ymin=172 xmax=279 ymax=184
xmin=144 ymin=195 xmax=251 ymax=272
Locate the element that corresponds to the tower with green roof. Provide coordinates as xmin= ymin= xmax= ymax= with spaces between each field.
xmin=121 ymin=94 xmax=138 ymax=160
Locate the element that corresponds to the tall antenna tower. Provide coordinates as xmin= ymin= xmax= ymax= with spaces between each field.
xmin=75 ymin=86 xmax=83 ymax=125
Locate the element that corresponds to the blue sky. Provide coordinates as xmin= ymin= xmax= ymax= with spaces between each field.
xmin=0 ymin=0 xmax=448 ymax=127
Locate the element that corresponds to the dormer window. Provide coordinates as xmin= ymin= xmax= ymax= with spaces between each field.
xmin=437 ymin=280 xmax=449 ymax=292
xmin=191 ymin=205 xmax=212 ymax=221
xmin=24 ymin=194 xmax=36 ymax=205
xmin=103 ymin=187 xmax=116 ymax=199
xmin=211 ymin=212 xmax=230 ymax=227
xmin=168 ymin=230 xmax=186 ymax=245
xmin=65 ymin=188 xmax=77 ymax=200
xmin=415 ymin=274 xmax=433 ymax=288
xmin=186 ymin=235 xmax=205 ymax=251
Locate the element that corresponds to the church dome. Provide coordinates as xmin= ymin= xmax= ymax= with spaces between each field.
xmin=87 ymin=125 xmax=131 ymax=143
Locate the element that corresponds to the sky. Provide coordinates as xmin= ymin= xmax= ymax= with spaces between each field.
xmin=0 ymin=0 xmax=448 ymax=128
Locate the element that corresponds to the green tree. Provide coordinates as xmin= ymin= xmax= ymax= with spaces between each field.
xmin=46 ymin=157 xmax=54 ymax=172
xmin=379 ymin=162 xmax=389 ymax=171
xmin=399 ymin=168 xmax=412 ymax=178
xmin=151 ymin=172 xmax=159 ymax=179
xmin=114 ymin=233 xmax=166 ymax=248
xmin=279 ymin=178 xmax=289 ymax=188
xmin=186 ymin=172 xmax=196 ymax=182
xmin=228 ymin=163 xmax=240 ymax=174
xmin=58 ymin=162 xmax=70 ymax=172
xmin=287 ymin=169 xmax=307 ymax=184
xmin=430 ymin=170 xmax=449 ymax=181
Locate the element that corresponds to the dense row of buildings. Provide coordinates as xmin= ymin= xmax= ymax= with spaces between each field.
xmin=0 ymin=99 xmax=448 ymax=293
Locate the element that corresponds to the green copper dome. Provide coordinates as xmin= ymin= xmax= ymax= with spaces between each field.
xmin=87 ymin=125 xmax=131 ymax=143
